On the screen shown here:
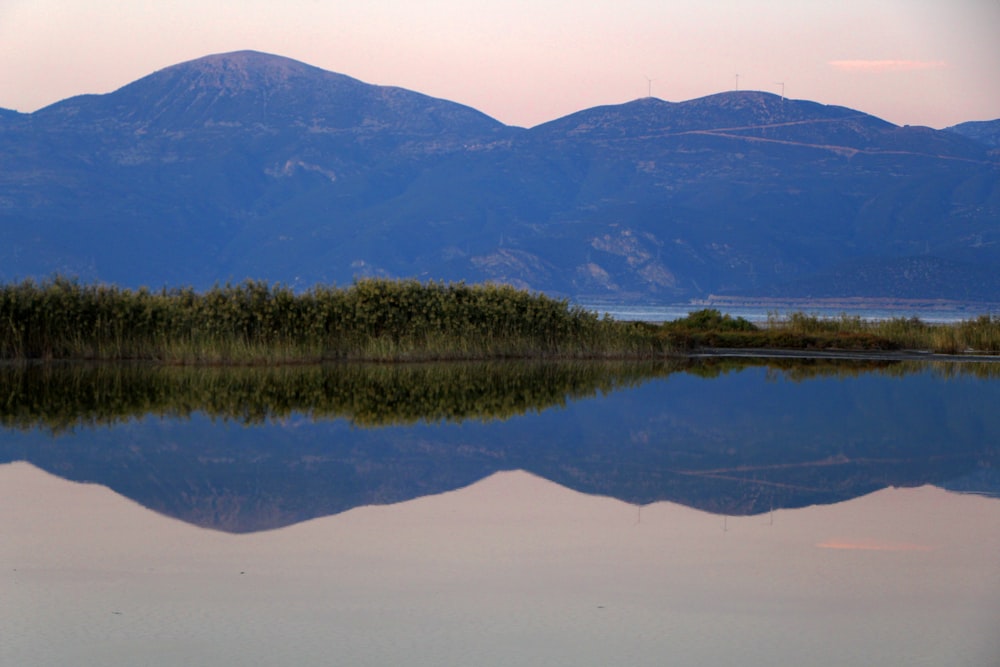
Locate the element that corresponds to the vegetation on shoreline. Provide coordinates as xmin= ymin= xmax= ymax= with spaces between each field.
xmin=1 ymin=277 xmax=998 ymax=363
xmin=0 ymin=277 xmax=659 ymax=363
xmin=660 ymin=308 xmax=1000 ymax=354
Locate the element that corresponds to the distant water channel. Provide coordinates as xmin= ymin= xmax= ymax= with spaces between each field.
xmin=579 ymin=302 xmax=996 ymax=323
xmin=2 ymin=358 xmax=999 ymax=666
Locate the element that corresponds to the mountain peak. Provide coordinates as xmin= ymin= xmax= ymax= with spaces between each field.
xmin=682 ymin=90 xmax=892 ymax=127
xmin=531 ymin=89 xmax=896 ymax=144
xmin=157 ymin=50 xmax=344 ymax=93
xmin=185 ymin=49 xmax=302 ymax=66
xmin=34 ymin=50 xmax=506 ymax=136
xmin=33 ymin=49 xmax=362 ymax=126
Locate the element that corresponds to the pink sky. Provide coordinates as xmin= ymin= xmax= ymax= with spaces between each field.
xmin=0 ymin=0 xmax=997 ymax=129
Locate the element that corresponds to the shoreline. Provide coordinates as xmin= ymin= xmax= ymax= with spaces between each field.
xmin=2 ymin=348 xmax=998 ymax=367
xmin=689 ymin=348 xmax=1000 ymax=363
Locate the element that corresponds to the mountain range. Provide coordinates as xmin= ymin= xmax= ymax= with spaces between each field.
xmin=2 ymin=50 xmax=998 ymax=304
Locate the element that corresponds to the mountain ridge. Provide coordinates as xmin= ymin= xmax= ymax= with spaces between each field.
xmin=31 ymin=50 xmax=511 ymax=148
xmin=1 ymin=50 xmax=998 ymax=304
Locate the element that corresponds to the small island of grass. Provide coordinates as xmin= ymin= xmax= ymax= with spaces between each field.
xmin=1 ymin=277 xmax=998 ymax=364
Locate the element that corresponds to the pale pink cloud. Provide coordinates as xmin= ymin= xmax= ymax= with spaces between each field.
xmin=829 ymin=59 xmax=947 ymax=72
xmin=816 ymin=540 xmax=933 ymax=552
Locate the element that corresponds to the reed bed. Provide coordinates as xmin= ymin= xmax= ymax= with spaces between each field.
xmin=764 ymin=311 xmax=1000 ymax=354
xmin=660 ymin=309 xmax=896 ymax=351
xmin=659 ymin=309 xmax=1000 ymax=355
xmin=0 ymin=277 xmax=661 ymax=363
xmin=3 ymin=278 xmax=998 ymax=362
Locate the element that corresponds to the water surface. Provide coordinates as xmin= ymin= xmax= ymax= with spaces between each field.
xmin=579 ymin=302 xmax=994 ymax=323
xmin=1 ymin=359 xmax=998 ymax=665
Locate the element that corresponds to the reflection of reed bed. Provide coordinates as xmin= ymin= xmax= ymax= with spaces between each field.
xmin=3 ymin=357 xmax=995 ymax=434
xmin=684 ymin=356 xmax=900 ymax=380
xmin=855 ymin=359 xmax=1000 ymax=380
xmin=689 ymin=356 xmax=1000 ymax=381
xmin=0 ymin=278 xmax=661 ymax=363
xmin=0 ymin=360 xmax=678 ymax=432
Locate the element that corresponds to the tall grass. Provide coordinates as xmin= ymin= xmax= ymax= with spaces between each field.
xmin=0 ymin=277 xmax=662 ymax=363
xmin=765 ymin=311 xmax=1000 ymax=354
xmin=3 ymin=280 xmax=997 ymax=362
xmin=662 ymin=309 xmax=897 ymax=350
xmin=660 ymin=308 xmax=1000 ymax=354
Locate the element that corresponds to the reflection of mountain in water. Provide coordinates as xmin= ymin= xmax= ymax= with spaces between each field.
xmin=1 ymin=359 xmax=998 ymax=532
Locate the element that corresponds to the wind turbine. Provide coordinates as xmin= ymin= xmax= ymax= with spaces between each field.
xmin=645 ymin=75 xmax=656 ymax=98
xmin=775 ymin=82 xmax=785 ymax=100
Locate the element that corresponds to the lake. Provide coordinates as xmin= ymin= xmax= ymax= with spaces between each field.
xmin=578 ymin=302 xmax=997 ymax=324
xmin=2 ymin=358 xmax=999 ymax=666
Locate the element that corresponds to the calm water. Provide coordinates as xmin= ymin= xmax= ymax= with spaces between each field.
xmin=578 ymin=302 xmax=996 ymax=324
xmin=2 ymin=359 xmax=999 ymax=666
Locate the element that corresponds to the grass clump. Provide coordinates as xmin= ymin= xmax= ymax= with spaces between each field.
xmin=660 ymin=309 xmax=896 ymax=351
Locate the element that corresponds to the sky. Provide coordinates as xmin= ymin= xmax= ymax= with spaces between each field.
xmin=0 ymin=0 xmax=997 ymax=129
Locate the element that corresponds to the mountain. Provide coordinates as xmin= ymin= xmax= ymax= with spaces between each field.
xmin=1 ymin=50 xmax=998 ymax=304
xmin=32 ymin=51 xmax=506 ymax=136
xmin=946 ymin=118 xmax=1000 ymax=149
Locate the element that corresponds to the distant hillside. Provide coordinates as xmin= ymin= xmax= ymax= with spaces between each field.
xmin=946 ymin=118 xmax=1000 ymax=149
xmin=1 ymin=50 xmax=998 ymax=305
xmin=732 ymin=257 xmax=1000 ymax=302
